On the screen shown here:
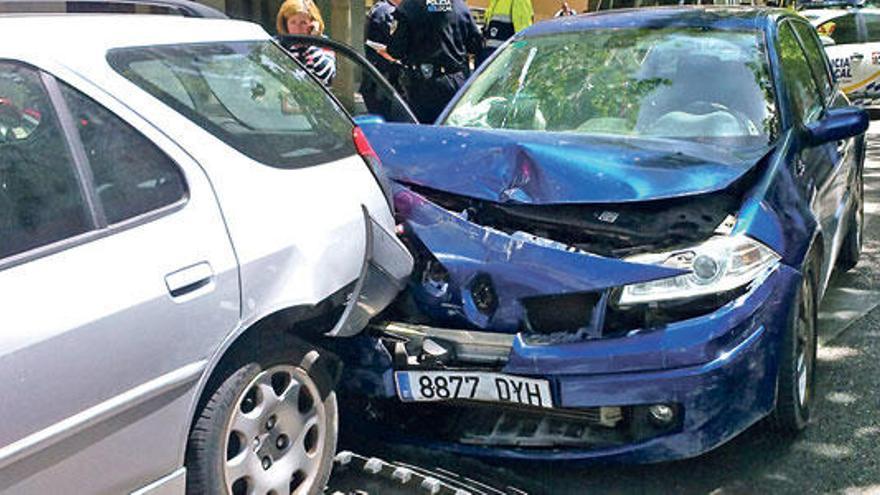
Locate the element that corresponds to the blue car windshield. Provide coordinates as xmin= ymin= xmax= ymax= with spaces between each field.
xmin=444 ymin=28 xmax=778 ymax=148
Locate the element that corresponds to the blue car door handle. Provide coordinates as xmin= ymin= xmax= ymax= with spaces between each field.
xmin=165 ymin=262 xmax=214 ymax=298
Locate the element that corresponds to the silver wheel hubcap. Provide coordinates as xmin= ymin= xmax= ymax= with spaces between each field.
xmin=223 ymin=365 xmax=326 ymax=495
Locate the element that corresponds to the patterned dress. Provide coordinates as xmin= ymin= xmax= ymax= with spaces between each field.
xmin=287 ymin=42 xmax=336 ymax=86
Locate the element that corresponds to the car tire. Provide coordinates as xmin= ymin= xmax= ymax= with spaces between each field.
xmin=837 ymin=166 xmax=864 ymax=273
xmin=772 ymin=268 xmax=817 ymax=433
xmin=185 ymin=344 xmax=338 ymax=495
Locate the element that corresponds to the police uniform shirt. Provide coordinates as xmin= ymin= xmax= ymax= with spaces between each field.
xmin=365 ymin=0 xmax=397 ymax=75
xmin=387 ymin=0 xmax=482 ymax=73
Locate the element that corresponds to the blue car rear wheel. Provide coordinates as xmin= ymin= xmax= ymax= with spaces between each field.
xmin=838 ymin=167 xmax=864 ymax=273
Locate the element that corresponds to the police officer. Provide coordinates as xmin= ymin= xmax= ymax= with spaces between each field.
xmin=362 ymin=0 xmax=402 ymax=116
xmin=387 ymin=0 xmax=483 ymax=123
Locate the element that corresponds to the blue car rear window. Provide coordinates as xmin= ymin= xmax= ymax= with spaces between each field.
xmin=108 ymin=41 xmax=355 ymax=169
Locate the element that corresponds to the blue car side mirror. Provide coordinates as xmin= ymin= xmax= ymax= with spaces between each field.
xmin=806 ymin=107 xmax=869 ymax=146
xmin=353 ymin=114 xmax=387 ymax=126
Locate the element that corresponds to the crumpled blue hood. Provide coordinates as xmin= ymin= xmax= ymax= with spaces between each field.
xmin=362 ymin=123 xmax=770 ymax=204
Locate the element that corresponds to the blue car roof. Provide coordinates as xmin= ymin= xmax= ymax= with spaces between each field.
xmin=518 ymin=6 xmax=787 ymax=38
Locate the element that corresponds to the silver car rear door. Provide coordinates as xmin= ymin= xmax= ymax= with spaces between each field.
xmin=0 ymin=63 xmax=240 ymax=494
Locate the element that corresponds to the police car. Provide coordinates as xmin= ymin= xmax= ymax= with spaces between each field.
xmin=802 ymin=2 xmax=880 ymax=106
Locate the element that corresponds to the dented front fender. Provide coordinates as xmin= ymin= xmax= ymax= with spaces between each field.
xmin=733 ymin=131 xmax=818 ymax=270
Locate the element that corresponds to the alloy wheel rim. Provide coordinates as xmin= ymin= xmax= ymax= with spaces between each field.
xmin=796 ymin=280 xmax=814 ymax=409
xmin=797 ymin=352 xmax=807 ymax=407
xmin=856 ymin=196 xmax=864 ymax=249
xmin=223 ymin=365 xmax=326 ymax=495
xmin=856 ymin=174 xmax=864 ymax=250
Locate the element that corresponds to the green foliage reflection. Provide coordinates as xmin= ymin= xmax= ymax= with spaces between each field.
xmin=446 ymin=28 xmax=779 ymax=145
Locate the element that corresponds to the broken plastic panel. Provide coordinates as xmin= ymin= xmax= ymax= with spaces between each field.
xmin=396 ymin=188 xmax=685 ymax=334
xmin=375 ymin=321 xmax=515 ymax=368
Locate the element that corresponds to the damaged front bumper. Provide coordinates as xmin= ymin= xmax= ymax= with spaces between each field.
xmin=339 ymin=191 xmax=802 ymax=463
xmin=348 ymin=262 xmax=799 ymax=463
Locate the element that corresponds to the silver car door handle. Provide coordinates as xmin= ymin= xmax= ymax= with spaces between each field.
xmin=851 ymin=53 xmax=865 ymax=62
xmin=165 ymin=262 xmax=214 ymax=298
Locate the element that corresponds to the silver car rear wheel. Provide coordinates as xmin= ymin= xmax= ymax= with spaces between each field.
xmin=186 ymin=345 xmax=337 ymax=495
xmin=224 ymin=365 xmax=328 ymax=495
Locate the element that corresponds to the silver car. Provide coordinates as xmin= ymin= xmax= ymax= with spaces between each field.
xmin=0 ymin=14 xmax=412 ymax=495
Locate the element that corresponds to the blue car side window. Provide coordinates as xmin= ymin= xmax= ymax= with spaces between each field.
xmin=777 ymin=22 xmax=825 ymax=125
xmin=790 ymin=21 xmax=834 ymax=104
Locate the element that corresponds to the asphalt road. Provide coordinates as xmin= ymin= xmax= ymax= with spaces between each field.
xmin=333 ymin=123 xmax=880 ymax=495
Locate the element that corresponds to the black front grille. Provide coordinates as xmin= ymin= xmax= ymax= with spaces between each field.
xmin=458 ymin=406 xmax=617 ymax=448
xmin=362 ymin=401 xmax=680 ymax=450
xmin=522 ymin=292 xmax=602 ymax=335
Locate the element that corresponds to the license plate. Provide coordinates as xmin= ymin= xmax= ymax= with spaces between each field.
xmin=395 ymin=371 xmax=553 ymax=409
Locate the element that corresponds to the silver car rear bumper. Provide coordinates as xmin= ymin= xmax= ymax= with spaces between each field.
xmin=326 ymin=206 xmax=413 ymax=337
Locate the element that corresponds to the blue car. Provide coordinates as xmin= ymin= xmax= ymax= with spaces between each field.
xmin=330 ymin=7 xmax=869 ymax=463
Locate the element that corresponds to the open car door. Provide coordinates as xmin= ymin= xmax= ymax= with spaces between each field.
xmin=275 ymin=34 xmax=418 ymax=125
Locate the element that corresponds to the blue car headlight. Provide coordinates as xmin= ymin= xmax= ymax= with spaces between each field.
xmin=618 ymin=234 xmax=781 ymax=306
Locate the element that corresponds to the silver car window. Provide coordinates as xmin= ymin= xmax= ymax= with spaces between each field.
xmin=59 ymin=82 xmax=188 ymax=225
xmin=0 ymin=62 xmax=92 ymax=260
xmin=108 ymin=41 xmax=356 ymax=170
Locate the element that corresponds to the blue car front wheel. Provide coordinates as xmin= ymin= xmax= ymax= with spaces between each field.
xmin=773 ymin=270 xmax=818 ymax=433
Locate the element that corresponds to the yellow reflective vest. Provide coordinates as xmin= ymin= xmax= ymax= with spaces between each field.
xmin=484 ymin=0 xmax=534 ymax=33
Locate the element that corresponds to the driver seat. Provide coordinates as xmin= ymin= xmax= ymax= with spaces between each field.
xmin=635 ymin=54 xmax=760 ymax=133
